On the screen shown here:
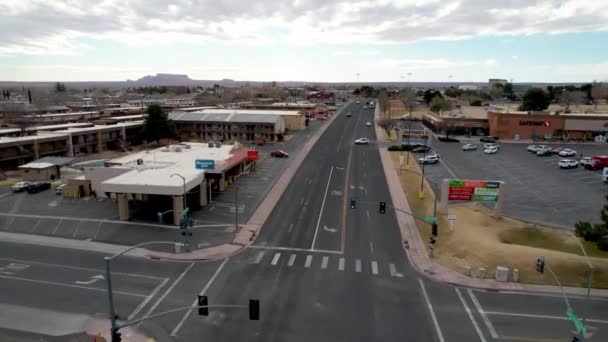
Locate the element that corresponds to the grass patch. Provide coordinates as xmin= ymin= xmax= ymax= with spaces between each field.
xmin=388 ymin=151 xmax=608 ymax=288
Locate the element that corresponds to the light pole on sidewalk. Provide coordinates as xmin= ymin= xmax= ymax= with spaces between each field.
xmin=568 ymin=232 xmax=594 ymax=337
xmin=171 ymin=173 xmax=190 ymax=249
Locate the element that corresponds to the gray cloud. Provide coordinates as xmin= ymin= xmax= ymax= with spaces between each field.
xmin=1 ymin=0 xmax=607 ymax=54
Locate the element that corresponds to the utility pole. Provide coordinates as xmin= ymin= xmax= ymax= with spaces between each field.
xmin=171 ymin=173 xmax=190 ymax=249
xmin=235 ymin=186 xmax=239 ymax=232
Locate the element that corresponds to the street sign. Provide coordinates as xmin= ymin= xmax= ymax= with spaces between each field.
xmin=448 ymin=179 xmax=501 ymax=202
xmin=448 ymin=214 xmax=457 ymax=221
xmin=424 ymin=216 xmax=437 ymax=223
xmin=399 ymin=155 xmax=404 ymax=165
xmin=247 ymin=150 xmax=259 ymax=161
xmin=195 ymin=159 xmax=215 ymax=170
xmin=182 ymin=207 xmax=189 ymax=215
xmin=567 ymin=309 xmax=586 ymax=333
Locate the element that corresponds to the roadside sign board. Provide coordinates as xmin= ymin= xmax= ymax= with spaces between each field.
xmin=448 ymin=214 xmax=457 ymax=221
xmin=399 ymin=155 xmax=404 ymax=165
xmin=195 ymin=159 xmax=215 ymax=170
xmin=448 ymin=179 xmax=500 ymax=202
xmin=401 ymin=129 xmax=429 ymax=146
xmin=566 ymin=309 xmax=586 ymax=333
xmin=247 ymin=150 xmax=259 ymax=161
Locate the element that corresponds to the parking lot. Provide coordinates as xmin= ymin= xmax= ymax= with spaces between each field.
xmin=421 ymin=135 xmax=608 ymax=227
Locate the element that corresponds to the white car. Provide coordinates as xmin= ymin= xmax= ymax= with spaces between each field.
xmin=558 ymin=159 xmax=579 ymax=169
xmin=418 ymin=154 xmax=439 ymax=164
xmin=365 ymin=121 xmax=372 ymax=127
xmin=558 ymin=149 xmax=577 ymax=157
xmin=603 ymin=167 xmax=608 ymax=182
xmin=55 ymin=184 xmax=66 ymax=195
xmin=354 ymin=138 xmax=370 ymax=145
xmin=11 ymin=181 xmax=30 ymax=192
xmin=580 ymin=157 xmax=594 ymax=167
xmin=527 ymin=144 xmax=547 ymax=152
xmin=364 ymin=105 xmax=368 ymax=109
xmin=484 ymin=146 xmax=498 ymax=154
xmin=483 ymin=143 xmax=499 ymax=150
xmin=462 ymin=144 xmax=477 ymax=151
xmin=356 ymin=101 xmax=360 ymax=104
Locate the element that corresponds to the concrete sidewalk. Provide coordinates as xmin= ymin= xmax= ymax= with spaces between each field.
xmin=375 ymin=106 xmax=608 ymax=298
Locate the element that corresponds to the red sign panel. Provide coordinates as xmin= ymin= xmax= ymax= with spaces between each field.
xmin=247 ymin=150 xmax=259 ymax=161
xmin=448 ymin=186 xmax=475 ymax=201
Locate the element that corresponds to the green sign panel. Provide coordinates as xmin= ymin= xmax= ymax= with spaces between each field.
xmin=424 ymin=216 xmax=437 ymax=223
xmin=449 ymin=180 xmax=464 ymax=187
xmin=567 ymin=309 xmax=586 ymax=333
xmin=182 ymin=207 xmax=190 ymax=215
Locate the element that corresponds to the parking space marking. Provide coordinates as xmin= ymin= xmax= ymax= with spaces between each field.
xmin=455 ymin=288 xmax=487 ymax=342
xmin=338 ymin=257 xmax=345 ymax=271
xmin=304 ymin=255 xmax=313 ymax=268
xmin=321 ymin=256 xmax=328 ymax=269
xmin=271 ymin=253 xmax=281 ymax=265
xmin=72 ymin=220 xmax=82 ymax=238
xmin=30 ymin=219 xmax=41 ymax=233
xmin=287 ymin=254 xmax=296 ymax=267
xmin=467 ymin=289 xmax=498 ymax=339
xmin=51 ymin=219 xmax=62 ymax=235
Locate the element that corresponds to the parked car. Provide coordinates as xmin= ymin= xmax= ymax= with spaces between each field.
xmin=363 ymin=105 xmax=368 ymax=109
xmin=484 ymin=146 xmax=498 ymax=154
xmin=558 ymin=149 xmax=576 ymax=157
xmin=585 ymin=156 xmax=608 ymax=170
xmin=354 ymin=138 xmax=370 ymax=145
xmin=26 ymin=182 xmax=51 ymax=194
xmin=527 ymin=145 xmax=547 ymax=152
xmin=480 ymin=136 xmax=498 ymax=143
xmin=270 ymin=150 xmax=289 ymax=158
xmin=11 ymin=181 xmax=31 ymax=192
xmin=55 ymin=184 xmax=66 ymax=195
xmin=256 ymin=139 xmax=266 ymax=146
xmin=603 ymin=167 xmax=608 ymax=182
xmin=346 ymin=113 xmax=352 ymax=117
xmin=365 ymin=121 xmax=372 ymax=127
xmin=536 ymin=148 xmax=553 ymax=157
xmin=418 ymin=154 xmax=440 ymax=164
xmin=558 ymin=159 xmax=579 ymax=169
xmin=550 ymin=147 xmax=564 ymax=155
xmin=483 ymin=143 xmax=499 ymax=150
xmin=462 ymin=144 xmax=477 ymax=151
xmin=412 ymin=145 xmax=432 ymax=153
xmin=356 ymin=101 xmax=360 ymax=104
xmin=580 ymin=157 xmax=594 ymax=167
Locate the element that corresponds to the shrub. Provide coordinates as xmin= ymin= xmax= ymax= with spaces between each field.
xmin=469 ymin=99 xmax=482 ymax=106
xmin=598 ymin=236 xmax=608 ymax=251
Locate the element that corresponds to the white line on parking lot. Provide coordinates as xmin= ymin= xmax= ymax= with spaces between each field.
xmin=0 ymin=274 xmax=147 ymax=297
xmin=419 ymin=279 xmax=445 ymax=342
xmin=455 ymin=288 xmax=487 ymax=342
xmin=467 ymin=289 xmax=498 ymax=339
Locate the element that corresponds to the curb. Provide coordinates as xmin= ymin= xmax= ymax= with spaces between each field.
xmin=375 ymin=106 xmax=608 ymax=298
xmin=145 ymin=105 xmax=345 ymax=262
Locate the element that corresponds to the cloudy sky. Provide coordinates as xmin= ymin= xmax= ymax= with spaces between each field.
xmin=2 ymin=0 xmax=608 ymax=82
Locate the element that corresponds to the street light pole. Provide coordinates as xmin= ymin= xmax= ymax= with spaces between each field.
xmin=235 ymin=186 xmax=239 ymax=232
xmin=569 ymin=232 xmax=594 ymax=337
xmin=171 ymin=173 xmax=189 ymax=249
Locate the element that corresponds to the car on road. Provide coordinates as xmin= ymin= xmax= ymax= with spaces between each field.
xmin=354 ymin=138 xmax=370 ymax=145
xmin=26 ymin=182 xmax=51 ymax=194
xmin=346 ymin=112 xmax=352 ymax=117
xmin=55 ymin=184 xmax=66 ymax=195
xmin=580 ymin=157 xmax=594 ymax=167
xmin=11 ymin=181 xmax=31 ymax=192
xmin=411 ymin=145 xmax=431 ymax=153
xmin=356 ymin=101 xmax=360 ymax=104
xmin=365 ymin=121 xmax=372 ymax=127
xmin=527 ymin=144 xmax=547 ymax=152
xmin=558 ymin=159 xmax=579 ymax=169
xmin=603 ymin=168 xmax=608 ymax=182
xmin=364 ymin=105 xmax=368 ymax=109
xmin=483 ymin=146 xmax=498 ymax=154
xmin=418 ymin=154 xmax=439 ymax=164
xmin=483 ymin=143 xmax=499 ymax=150
xmin=270 ymin=150 xmax=289 ymax=158
xmin=536 ymin=148 xmax=553 ymax=157
xmin=256 ymin=139 xmax=266 ymax=146
xmin=462 ymin=144 xmax=477 ymax=151
xmin=480 ymin=136 xmax=498 ymax=143
xmin=558 ymin=148 xmax=577 ymax=157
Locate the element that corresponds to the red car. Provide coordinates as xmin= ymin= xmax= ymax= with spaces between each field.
xmin=256 ymin=139 xmax=266 ymax=146
xmin=270 ymin=150 xmax=289 ymax=158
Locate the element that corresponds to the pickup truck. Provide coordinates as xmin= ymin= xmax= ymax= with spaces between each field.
xmin=585 ymin=155 xmax=608 ymax=170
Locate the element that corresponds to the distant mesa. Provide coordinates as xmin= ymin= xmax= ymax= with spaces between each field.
xmin=127 ymin=73 xmax=194 ymax=86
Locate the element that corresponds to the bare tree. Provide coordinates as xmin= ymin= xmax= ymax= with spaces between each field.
xmin=558 ymin=90 xmax=586 ymax=111
xmin=399 ymin=88 xmax=418 ymax=118
xmin=591 ymin=82 xmax=608 ymax=110
xmin=376 ymin=118 xmax=395 ymax=136
xmin=377 ymin=89 xmax=389 ymax=117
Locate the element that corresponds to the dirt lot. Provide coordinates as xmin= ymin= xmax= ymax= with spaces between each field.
xmin=389 ymin=151 xmax=608 ymax=288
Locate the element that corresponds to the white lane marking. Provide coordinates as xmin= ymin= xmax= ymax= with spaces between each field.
xmin=355 ymin=259 xmax=362 ymax=273
xmin=369 ymin=241 xmax=374 ymax=254
xmin=0 ymin=192 xmax=11 ymax=199
xmin=304 ymin=255 xmax=313 ymax=268
xmin=366 ymin=209 xmax=370 ymax=220
xmin=308 ymin=179 xmax=312 ymax=185
xmin=371 ymin=261 xmax=378 ymax=275
xmin=310 ymin=166 xmax=334 ymax=250
xmin=129 ymin=277 xmax=170 ymax=320
xmin=171 ymin=258 xmax=229 ymax=337
xmin=321 ymin=256 xmax=329 ymax=269
xmin=72 ymin=221 xmax=82 ymax=238
xmin=251 ymin=252 xmax=264 ymax=264
xmin=484 ymin=311 xmax=608 ymax=324
xmin=338 ymin=258 xmax=345 ymax=271
xmin=250 ymin=245 xmax=342 ymax=255
xmin=51 ymin=219 xmax=62 ymax=235
xmin=288 ymin=223 xmax=294 ymax=233
xmin=137 ymin=263 xmax=195 ymax=321
xmin=419 ymin=279 xmax=445 ymax=342
xmin=287 ymin=254 xmax=296 ymax=267
xmin=467 ymin=289 xmax=499 ymax=339
xmin=455 ymin=288 xmax=487 ymax=342
xmin=389 ymin=263 xmax=403 ymax=278
xmin=0 ymin=274 xmax=146 ymax=297
xmin=30 ymin=219 xmax=41 ymax=233
xmin=271 ymin=253 xmax=281 ymax=265
xmin=299 ymin=198 xmax=304 ymax=206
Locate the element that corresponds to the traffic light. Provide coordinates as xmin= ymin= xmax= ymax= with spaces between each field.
xmin=571 ymin=336 xmax=579 ymax=342
xmin=305 ymin=118 xmax=310 ymax=127
xmin=198 ymin=295 xmax=208 ymax=316
xmin=431 ymin=223 xmax=438 ymax=237
xmin=536 ymin=257 xmax=545 ymax=274
xmin=379 ymin=201 xmax=386 ymax=214
xmin=111 ymin=329 xmax=122 ymax=342
xmin=350 ymin=199 xmax=356 ymax=209
xmin=249 ymin=299 xmax=260 ymax=320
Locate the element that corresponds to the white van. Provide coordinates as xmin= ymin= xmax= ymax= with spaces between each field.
xmin=603 ymin=167 xmax=608 ymax=182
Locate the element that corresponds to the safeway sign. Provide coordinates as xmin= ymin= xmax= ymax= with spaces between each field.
xmin=448 ymin=180 xmax=501 ymax=202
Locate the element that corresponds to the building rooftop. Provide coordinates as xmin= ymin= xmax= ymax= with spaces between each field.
xmin=26 ymin=111 xmax=100 ymax=118
xmin=169 ymin=110 xmax=284 ymax=123
xmin=19 ymin=156 xmax=75 ymax=169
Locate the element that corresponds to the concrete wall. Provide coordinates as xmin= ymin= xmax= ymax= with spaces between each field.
xmin=22 ymin=167 xmax=58 ymax=181
xmin=85 ymin=166 xmax=132 ymax=196
xmin=283 ymin=115 xmax=305 ymax=130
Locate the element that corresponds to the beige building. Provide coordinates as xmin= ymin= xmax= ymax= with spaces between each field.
xmin=18 ymin=157 xmax=75 ymax=181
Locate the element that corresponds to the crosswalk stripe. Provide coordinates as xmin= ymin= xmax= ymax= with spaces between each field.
xmin=355 ymin=259 xmax=362 ymax=273
xmin=338 ymin=257 xmax=345 ymax=271
xmin=371 ymin=261 xmax=378 ymax=275
xmin=287 ymin=254 xmax=296 ymax=267
xmin=321 ymin=256 xmax=328 ymax=269
xmin=252 ymin=251 xmax=264 ymax=264
xmin=304 ymin=255 xmax=313 ymax=268
xmin=389 ymin=263 xmax=403 ymax=278
xmin=271 ymin=253 xmax=281 ymax=265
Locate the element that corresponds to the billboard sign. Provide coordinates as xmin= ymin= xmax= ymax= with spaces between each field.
xmin=247 ymin=150 xmax=259 ymax=161
xmin=448 ymin=180 xmax=500 ymax=202
xmin=401 ymin=129 xmax=429 ymax=146
xmin=195 ymin=159 xmax=215 ymax=170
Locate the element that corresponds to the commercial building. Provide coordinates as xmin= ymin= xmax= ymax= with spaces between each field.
xmin=423 ymin=112 xmax=489 ymax=136
xmin=169 ymin=109 xmax=288 ymax=142
xmin=306 ymin=92 xmax=335 ymax=105
xmin=25 ymin=111 xmax=101 ymax=124
xmin=84 ymin=142 xmax=253 ymax=223
xmin=241 ymin=102 xmax=317 ymax=119
xmin=18 ymin=156 xmax=75 ymax=181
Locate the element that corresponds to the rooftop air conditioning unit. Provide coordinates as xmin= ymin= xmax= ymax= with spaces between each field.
xmin=174 ymin=147 xmax=182 ymax=152
xmin=161 ymin=148 xmax=171 ymax=152
xmin=208 ymin=142 xmax=214 ymax=148
xmin=215 ymin=142 xmax=221 ymax=148
xmin=136 ymin=159 xmax=143 ymax=165
xmin=184 ymin=144 xmax=191 ymax=149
